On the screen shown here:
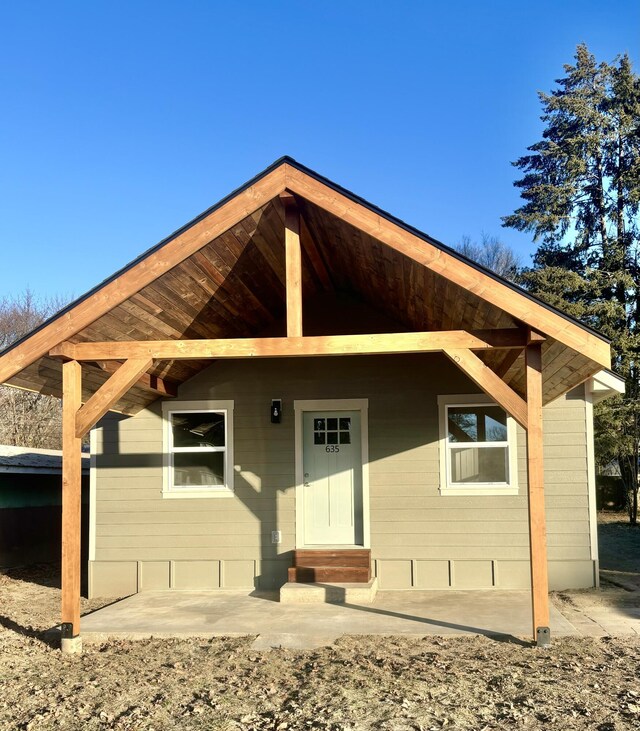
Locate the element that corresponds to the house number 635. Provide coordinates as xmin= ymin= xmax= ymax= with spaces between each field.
xmin=325 ymin=445 xmax=340 ymax=453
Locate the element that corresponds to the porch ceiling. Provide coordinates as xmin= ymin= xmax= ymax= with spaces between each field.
xmin=0 ymin=158 xmax=609 ymax=415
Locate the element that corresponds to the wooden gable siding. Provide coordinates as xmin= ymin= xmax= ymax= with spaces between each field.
xmin=301 ymin=199 xmax=520 ymax=350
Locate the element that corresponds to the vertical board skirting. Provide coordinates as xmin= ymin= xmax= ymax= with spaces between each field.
xmin=491 ymin=560 xmax=497 ymax=587
xmin=169 ymin=560 xmax=176 ymax=589
xmin=410 ymin=559 xmax=416 ymax=587
xmin=449 ymin=560 xmax=456 ymax=588
xmin=136 ymin=561 xmax=142 ymax=592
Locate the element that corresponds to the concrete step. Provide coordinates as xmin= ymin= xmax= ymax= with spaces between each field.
xmin=288 ymin=565 xmax=371 ymax=583
xmin=279 ymin=578 xmax=378 ymax=605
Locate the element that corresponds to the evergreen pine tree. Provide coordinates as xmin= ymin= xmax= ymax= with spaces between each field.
xmin=503 ymin=44 xmax=640 ymax=522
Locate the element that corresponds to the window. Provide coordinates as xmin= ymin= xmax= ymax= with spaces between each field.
xmin=313 ymin=417 xmax=352 ymax=445
xmin=162 ymin=400 xmax=234 ymax=498
xmin=438 ymin=395 xmax=518 ymax=495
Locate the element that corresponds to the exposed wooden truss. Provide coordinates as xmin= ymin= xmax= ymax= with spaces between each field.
xmin=283 ymin=162 xmax=610 ymax=369
xmin=0 ymin=160 xmax=609 ymax=407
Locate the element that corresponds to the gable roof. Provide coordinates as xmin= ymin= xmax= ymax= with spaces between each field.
xmin=0 ymin=157 xmax=610 ymax=414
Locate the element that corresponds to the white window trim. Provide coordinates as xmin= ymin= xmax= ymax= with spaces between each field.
xmin=162 ymin=399 xmax=234 ymax=499
xmin=438 ymin=394 xmax=519 ymax=496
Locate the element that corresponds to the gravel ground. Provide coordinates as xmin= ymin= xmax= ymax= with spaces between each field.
xmin=1 ymin=514 xmax=639 ymax=730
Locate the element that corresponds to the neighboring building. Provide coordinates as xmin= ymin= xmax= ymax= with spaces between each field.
xmin=0 ymin=157 xmax=624 ymax=645
xmin=0 ymin=445 xmax=89 ymax=567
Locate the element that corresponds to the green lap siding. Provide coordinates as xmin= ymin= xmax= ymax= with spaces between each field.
xmin=89 ymin=354 xmax=594 ymax=597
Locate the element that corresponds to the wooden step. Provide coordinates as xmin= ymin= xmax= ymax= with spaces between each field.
xmin=292 ymin=549 xmax=371 ymax=569
xmin=288 ymin=565 xmax=371 ymax=583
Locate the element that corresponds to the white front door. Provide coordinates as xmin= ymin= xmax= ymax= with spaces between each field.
xmin=302 ymin=410 xmax=363 ymax=546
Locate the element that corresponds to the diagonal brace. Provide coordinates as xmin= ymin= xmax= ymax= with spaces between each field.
xmin=444 ymin=348 xmax=528 ymax=429
xmin=75 ymin=358 xmax=153 ymax=438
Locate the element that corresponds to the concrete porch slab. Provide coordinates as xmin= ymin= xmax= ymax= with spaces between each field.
xmin=80 ymin=589 xmax=577 ymax=647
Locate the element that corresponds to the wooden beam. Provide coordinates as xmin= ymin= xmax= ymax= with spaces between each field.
xmin=0 ymin=165 xmax=286 ymax=384
xmin=50 ymin=328 xmax=536 ymax=363
xmin=525 ymin=341 xmax=551 ymax=645
xmin=444 ymin=348 xmax=528 ymax=429
xmin=88 ymin=360 xmax=177 ymax=398
xmin=76 ymin=358 xmax=153 ymax=438
xmin=61 ymin=360 xmax=82 ymax=644
xmin=282 ymin=193 xmax=303 ymax=337
xmin=283 ymin=163 xmax=611 ymax=369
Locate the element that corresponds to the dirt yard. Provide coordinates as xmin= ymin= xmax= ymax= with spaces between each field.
xmin=1 ymin=514 xmax=639 ymax=730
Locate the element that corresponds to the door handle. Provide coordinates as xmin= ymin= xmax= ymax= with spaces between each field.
xmin=304 ymin=472 xmax=310 ymax=487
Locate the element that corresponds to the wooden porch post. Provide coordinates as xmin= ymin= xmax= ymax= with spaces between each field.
xmin=61 ymin=359 xmax=83 ymax=653
xmin=525 ymin=342 xmax=551 ymax=646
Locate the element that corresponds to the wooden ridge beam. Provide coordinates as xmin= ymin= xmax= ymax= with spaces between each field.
xmin=0 ymin=166 xmax=286 ymax=385
xmin=283 ymin=163 xmax=611 ymax=370
xmin=444 ymin=348 xmax=528 ymax=429
xmin=75 ymin=358 xmax=153 ymax=438
xmin=51 ymin=328 xmax=536 ymax=363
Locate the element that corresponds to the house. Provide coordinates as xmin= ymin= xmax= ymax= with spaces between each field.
xmin=0 ymin=157 xmax=624 ymax=651
xmin=0 ymin=445 xmax=89 ymax=568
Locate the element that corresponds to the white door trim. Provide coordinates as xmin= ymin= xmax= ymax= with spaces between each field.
xmin=294 ymin=398 xmax=370 ymax=549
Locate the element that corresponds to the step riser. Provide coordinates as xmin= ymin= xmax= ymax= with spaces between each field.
xmin=288 ymin=566 xmax=371 ymax=583
xmin=293 ymin=549 xmax=371 ymax=569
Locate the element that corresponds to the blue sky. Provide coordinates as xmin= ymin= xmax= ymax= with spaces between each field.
xmin=0 ymin=1 xmax=638 ymax=302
